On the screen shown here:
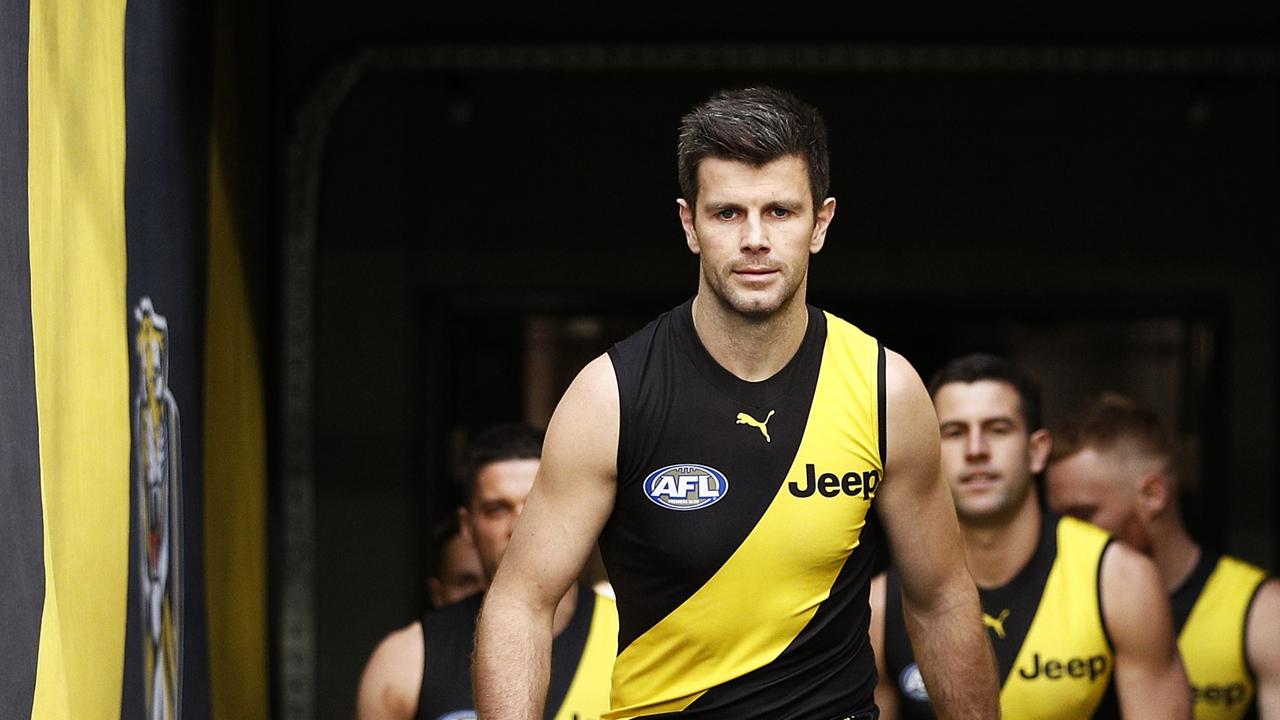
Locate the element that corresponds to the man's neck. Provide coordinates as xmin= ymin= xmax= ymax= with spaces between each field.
xmin=552 ymin=583 xmax=579 ymax=637
xmin=961 ymin=493 xmax=1043 ymax=589
xmin=691 ymin=290 xmax=809 ymax=382
xmin=1147 ymin=517 xmax=1202 ymax=594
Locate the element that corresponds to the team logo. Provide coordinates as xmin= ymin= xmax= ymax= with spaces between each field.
xmin=435 ymin=712 xmax=477 ymax=720
xmin=735 ymin=410 xmax=775 ymax=442
xmin=899 ymin=663 xmax=930 ymax=702
xmin=133 ymin=297 xmax=184 ymax=720
xmin=983 ymin=609 xmax=1010 ymax=639
xmin=643 ymin=464 xmax=728 ymax=511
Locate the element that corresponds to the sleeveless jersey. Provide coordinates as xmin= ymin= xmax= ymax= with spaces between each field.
xmin=416 ymin=584 xmax=618 ymax=720
xmin=884 ymin=513 xmax=1118 ymax=720
xmin=602 ymin=299 xmax=885 ymax=720
xmin=1172 ymin=551 xmax=1270 ymax=720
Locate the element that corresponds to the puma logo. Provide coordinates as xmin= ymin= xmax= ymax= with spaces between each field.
xmin=735 ymin=410 xmax=774 ymax=443
xmin=983 ymin=609 xmax=1010 ymax=639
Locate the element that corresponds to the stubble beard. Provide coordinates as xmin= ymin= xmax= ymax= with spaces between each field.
xmin=700 ymin=258 xmax=806 ymax=322
xmin=955 ymin=473 xmax=1036 ymax=529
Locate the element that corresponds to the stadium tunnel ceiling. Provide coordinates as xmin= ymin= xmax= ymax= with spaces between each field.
xmin=279 ymin=0 xmax=1280 ymax=101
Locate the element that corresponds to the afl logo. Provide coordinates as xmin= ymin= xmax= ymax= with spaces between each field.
xmin=900 ymin=663 xmax=930 ymax=702
xmin=644 ymin=464 xmax=728 ymax=511
xmin=434 ymin=712 xmax=477 ymax=720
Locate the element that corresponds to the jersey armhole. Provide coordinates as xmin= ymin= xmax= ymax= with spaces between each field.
xmin=605 ymin=346 xmax=630 ymax=484
xmin=1242 ymin=575 xmax=1272 ymax=685
xmin=1097 ymin=538 xmax=1117 ymax=654
xmin=876 ymin=341 xmax=887 ymax=469
xmin=415 ymin=621 xmax=428 ymax=716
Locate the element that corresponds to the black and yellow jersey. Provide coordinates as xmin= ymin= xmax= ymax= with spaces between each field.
xmin=602 ymin=299 xmax=885 ymax=719
xmin=883 ymin=513 xmax=1119 ymax=720
xmin=1172 ymin=551 xmax=1270 ymax=720
xmin=415 ymin=583 xmax=617 ymax=720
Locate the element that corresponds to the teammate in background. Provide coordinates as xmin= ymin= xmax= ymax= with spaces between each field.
xmin=426 ymin=519 xmax=485 ymax=610
xmin=356 ymin=424 xmax=616 ymax=720
xmin=871 ymin=353 xmax=1191 ymax=720
xmin=475 ymin=87 xmax=998 ymax=719
xmin=1046 ymin=392 xmax=1280 ymax=720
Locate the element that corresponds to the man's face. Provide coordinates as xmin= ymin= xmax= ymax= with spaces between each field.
xmin=459 ymin=458 xmax=539 ymax=581
xmin=1047 ymin=446 xmax=1150 ymax=553
xmin=678 ymin=155 xmax=835 ymax=319
xmin=934 ymin=380 xmax=1049 ymax=526
xmin=428 ymin=532 xmax=486 ymax=608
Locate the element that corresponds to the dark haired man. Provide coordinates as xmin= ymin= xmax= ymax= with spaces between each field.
xmin=871 ymin=354 xmax=1191 ymax=719
xmin=1046 ymin=393 xmax=1280 ymax=720
xmin=356 ymin=424 xmax=615 ymax=720
xmin=475 ymin=87 xmax=998 ymax=719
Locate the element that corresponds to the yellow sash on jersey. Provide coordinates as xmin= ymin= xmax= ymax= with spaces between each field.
xmin=554 ymin=589 xmax=620 ymax=720
xmin=1000 ymin=517 xmax=1114 ymax=719
xmin=1180 ymin=556 xmax=1267 ymax=720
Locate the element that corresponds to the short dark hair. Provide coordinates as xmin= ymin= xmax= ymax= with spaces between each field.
xmin=928 ymin=353 xmax=1044 ymax=433
xmin=1050 ymin=392 xmax=1176 ymax=469
xmin=677 ymin=86 xmax=831 ymax=211
xmin=459 ymin=423 xmax=544 ymax=503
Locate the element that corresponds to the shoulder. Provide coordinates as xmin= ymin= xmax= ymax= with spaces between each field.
xmin=543 ymin=353 xmax=619 ymax=449
xmin=549 ymin=353 xmax=618 ymax=421
xmin=1248 ymin=573 xmax=1280 ymax=613
xmin=1099 ymin=539 xmax=1171 ymax=642
xmin=1246 ymin=576 xmax=1280 ymax=674
xmin=569 ymin=353 xmax=619 ymax=399
xmin=1101 ymin=539 xmax=1163 ymax=594
xmin=883 ymin=348 xmax=919 ymax=397
xmin=542 ymin=353 xmax=618 ymax=466
xmin=356 ymin=621 xmax=424 ymax=719
xmin=881 ymin=349 xmax=938 ymax=465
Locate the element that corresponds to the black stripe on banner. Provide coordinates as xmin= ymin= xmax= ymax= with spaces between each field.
xmin=121 ymin=0 xmax=213 ymax=716
xmin=0 ymin=0 xmax=46 ymax=717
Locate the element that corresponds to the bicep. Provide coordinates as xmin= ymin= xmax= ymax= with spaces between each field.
xmin=487 ymin=354 xmax=619 ymax=607
xmin=874 ymin=350 xmax=969 ymax=609
xmin=1102 ymin=543 xmax=1191 ymax=719
xmin=1247 ymin=580 xmax=1280 ymax=718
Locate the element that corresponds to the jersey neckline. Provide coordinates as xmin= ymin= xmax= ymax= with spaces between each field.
xmin=670 ymin=296 xmax=826 ymax=409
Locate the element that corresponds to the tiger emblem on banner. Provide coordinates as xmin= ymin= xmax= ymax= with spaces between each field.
xmin=133 ymin=297 xmax=184 ymax=720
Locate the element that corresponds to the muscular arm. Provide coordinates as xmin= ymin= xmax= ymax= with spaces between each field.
xmin=1247 ymin=579 xmax=1280 ymax=719
xmin=869 ymin=573 xmax=901 ymax=720
xmin=1101 ymin=542 xmax=1191 ymax=720
xmin=355 ymin=623 xmax=423 ymax=720
xmin=875 ymin=350 xmax=999 ymax=720
xmin=472 ymin=355 xmax=618 ymax=719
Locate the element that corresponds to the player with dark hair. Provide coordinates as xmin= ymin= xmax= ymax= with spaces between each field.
xmin=871 ymin=353 xmax=1191 ymax=719
xmin=474 ymin=87 xmax=998 ymax=719
xmin=356 ymin=423 xmax=615 ymax=720
xmin=1047 ymin=392 xmax=1280 ymax=720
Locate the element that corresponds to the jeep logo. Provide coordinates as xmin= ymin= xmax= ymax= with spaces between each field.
xmin=1018 ymin=652 xmax=1108 ymax=682
xmin=789 ymin=464 xmax=880 ymax=499
xmin=1193 ymin=682 xmax=1248 ymax=707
